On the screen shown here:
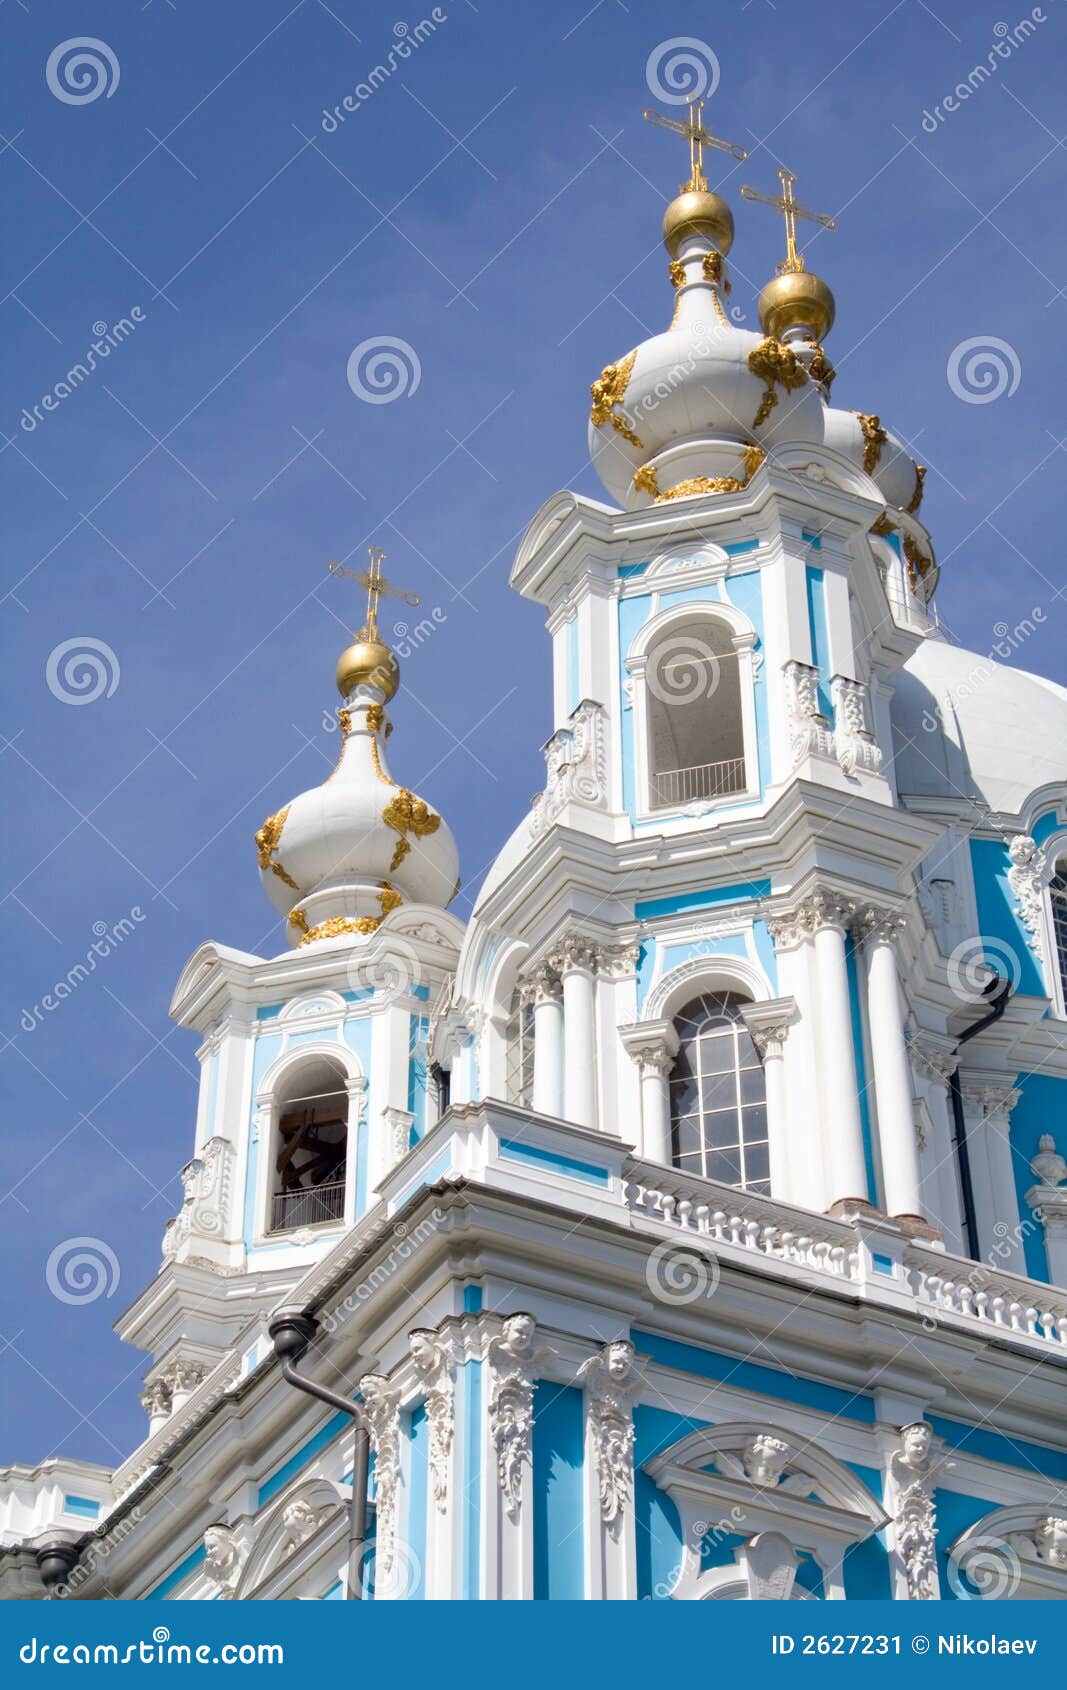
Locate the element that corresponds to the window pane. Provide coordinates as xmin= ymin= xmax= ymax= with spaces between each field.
xmin=741 ymin=1104 xmax=768 ymax=1141
xmin=701 ymin=1070 xmax=736 ymax=1111
xmin=706 ymin=1147 xmax=743 ymax=1186
xmin=739 ymin=1066 xmax=767 ymax=1105
xmin=743 ymin=1141 xmax=770 ymax=1187
xmin=702 ymin=1110 xmax=741 ymax=1149
xmin=670 ymin=1075 xmax=699 ymax=1115
xmin=672 ymin=1116 xmax=703 ymax=1158
xmin=698 ymin=1032 xmax=735 ymax=1073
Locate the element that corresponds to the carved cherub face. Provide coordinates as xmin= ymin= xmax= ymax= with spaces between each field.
xmin=902 ymin=1422 xmax=932 ymax=1465
xmin=204 ymin=1526 xmax=235 ymax=1572
xmin=743 ymin=1434 xmax=790 ymax=1485
xmin=283 ymin=1498 xmax=317 ymax=1532
xmin=606 ymin=1341 xmax=634 ymax=1381
xmin=409 ymin=1331 xmax=435 ymax=1365
xmin=503 ymin=1313 xmax=535 ymax=1354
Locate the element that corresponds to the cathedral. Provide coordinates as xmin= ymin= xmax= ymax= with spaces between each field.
xmin=2 ymin=98 xmax=1066 ymax=1605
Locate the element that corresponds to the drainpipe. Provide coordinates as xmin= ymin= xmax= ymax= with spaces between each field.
xmin=267 ymin=1310 xmax=369 ymax=1601
xmin=35 ymin=1540 xmax=81 ymax=1597
xmin=948 ymin=974 xmax=1013 ymax=1259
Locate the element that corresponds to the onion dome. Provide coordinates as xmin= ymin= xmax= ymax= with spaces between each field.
xmin=255 ymin=553 xmax=459 ymax=948
xmin=589 ymin=108 xmax=826 ymax=510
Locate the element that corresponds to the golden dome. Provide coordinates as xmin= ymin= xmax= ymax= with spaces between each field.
xmin=336 ymin=635 xmax=399 ymax=702
xmin=758 ymin=269 xmax=835 ymax=344
xmin=663 ymin=190 xmax=734 ymax=258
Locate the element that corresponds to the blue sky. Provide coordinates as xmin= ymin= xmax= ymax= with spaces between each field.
xmin=1 ymin=0 xmax=1065 ymax=1468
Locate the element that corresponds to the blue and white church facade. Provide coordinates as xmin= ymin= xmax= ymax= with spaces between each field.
xmin=3 ymin=130 xmax=1067 ymax=1606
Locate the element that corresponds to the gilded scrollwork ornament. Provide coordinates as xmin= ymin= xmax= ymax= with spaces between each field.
xmin=852 ymin=410 xmax=888 ymax=476
xmin=747 ymin=337 xmax=808 ymax=428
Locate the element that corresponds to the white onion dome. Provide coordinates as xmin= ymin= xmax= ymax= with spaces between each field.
xmin=586 ymin=181 xmax=928 ymax=540
xmin=588 ymin=201 xmax=825 ymax=510
xmin=255 ymin=648 xmax=459 ymax=948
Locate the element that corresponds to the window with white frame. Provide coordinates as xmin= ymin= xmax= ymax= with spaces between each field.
xmin=645 ymin=617 xmax=746 ymax=810
xmin=504 ymin=987 xmax=534 ymax=1107
xmin=669 ymin=992 xmax=769 ymax=1193
xmin=269 ymin=1056 xmax=349 ymax=1233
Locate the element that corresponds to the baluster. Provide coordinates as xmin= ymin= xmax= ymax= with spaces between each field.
xmin=694 ymin=1203 xmax=710 ymax=1234
xmin=796 ymin=1235 xmax=813 ymax=1267
xmin=973 ymin=1290 xmax=989 ymax=1322
xmin=711 ymin=1210 xmax=728 ymax=1241
xmin=760 ymin=1224 xmax=779 ymax=1257
xmin=779 ymin=1230 xmax=795 ymax=1262
xmin=1009 ymin=1301 xmax=1026 ymax=1333
xmin=991 ymin=1295 xmax=1007 ymax=1326
xmin=677 ymin=1199 xmax=693 ymax=1229
xmin=729 ymin=1213 xmax=745 ymax=1247
xmin=744 ymin=1220 xmax=761 ymax=1251
xmin=1025 ymin=1305 xmax=1040 ymax=1336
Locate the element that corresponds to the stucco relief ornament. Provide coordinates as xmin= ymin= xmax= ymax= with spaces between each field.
xmin=280 ymin=1495 xmax=330 ymax=1553
xmin=530 ymin=700 xmax=607 ymax=838
xmin=715 ymin=1432 xmax=817 ymax=1496
xmin=409 ymin=1329 xmax=454 ymax=1512
xmin=1007 ymin=834 xmax=1046 ymax=961
xmin=783 ymin=660 xmax=833 ymax=764
xmin=202 ymin=1524 xmax=244 ymax=1599
xmin=1032 ymin=1516 xmax=1067 ymax=1568
xmin=831 ymin=675 xmax=882 ymax=777
xmin=360 ymin=1374 xmax=401 ymax=1575
xmin=161 ymin=1138 xmax=233 ymax=1263
xmin=488 ymin=1313 xmax=549 ymax=1522
xmin=889 ymin=1423 xmax=941 ymax=1600
xmin=576 ymin=1340 xmax=641 ymax=1533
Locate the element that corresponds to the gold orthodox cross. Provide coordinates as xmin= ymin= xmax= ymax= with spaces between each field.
xmin=329 ymin=545 xmax=419 ymax=639
xmin=740 ymin=168 xmax=836 ymax=274
xmin=643 ymin=96 xmax=748 ymax=193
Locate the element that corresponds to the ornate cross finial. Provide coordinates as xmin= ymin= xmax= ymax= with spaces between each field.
xmin=740 ymin=168 xmax=836 ymax=274
xmin=643 ymin=96 xmax=748 ymax=193
xmin=328 ymin=545 xmax=419 ymax=640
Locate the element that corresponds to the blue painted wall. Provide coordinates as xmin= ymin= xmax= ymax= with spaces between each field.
xmin=969 ymin=837 xmax=1045 ymax=997
xmin=532 ymin=1381 xmax=585 ymax=1600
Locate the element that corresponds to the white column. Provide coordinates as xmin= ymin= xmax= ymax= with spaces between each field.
xmin=856 ymin=908 xmax=923 ymax=1221
xmin=741 ymin=1001 xmax=796 ymax=1201
xmin=619 ymin=1021 xmax=679 ymax=1165
xmin=556 ymin=935 xmax=598 ymax=1129
xmin=772 ymin=891 xmax=869 ymax=1210
xmin=529 ymin=967 xmax=563 ymax=1118
xmin=962 ymin=1081 xmax=1025 ymax=1271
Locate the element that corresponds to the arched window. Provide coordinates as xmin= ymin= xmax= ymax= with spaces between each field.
xmin=1051 ymin=857 xmax=1067 ymax=1013
xmin=504 ymin=987 xmax=534 ymax=1107
xmin=669 ymin=992 xmax=769 ymax=1193
xmin=646 ymin=618 xmax=746 ymax=810
xmin=270 ymin=1057 xmax=349 ymax=1233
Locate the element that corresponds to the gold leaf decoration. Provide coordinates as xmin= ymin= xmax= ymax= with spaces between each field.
xmin=807 ymin=345 xmax=835 ymax=392
xmin=668 ymin=259 xmax=686 ymax=289
xmin=590 ymin=352 xmax=643 ymax=447
xmin=337 ymin=707 xmax=352 ymax=738
xmin=294 ymin=883 xmax=404 ymax=947
xmin=590 ymin=352 xmax=636 ymax=425
xmin=905 ymin=463 xmax=927 ymax=515
xmin=365 ymin=702 xmax=384 ymax=735
xmin=747 ymin=337 xmax=808 ymax=428
xmin=255 ymin=806 xmax=299 ymax=892
xmin=382 ymin=788 xmax=442 ymax=872
xmin=852 ymin=411 xmax=888 ymax=475
xmin=902 ymin=532 xmax=933 ymax=587
xmin=702 ymin=251 xmax=724 ymax=284
xmin=636 ymin=446 xmax=765 ymax=504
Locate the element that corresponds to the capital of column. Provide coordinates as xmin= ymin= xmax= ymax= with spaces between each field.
xmin=740 ymin=998 xmax=796 ymax=1061
xmin=960 ymin=1081 xmax=1021 ymax=1126
xmin=853 ymin=903 xmax=907 ymax=947
xmin=550 ymin=933 xmax=599 ymax=978
xmin=618 ymin=1019 xmax=679 ymax=1076
xmin=765 ymin=885 xmax=857 ymax=950
xmin=596 ymin=942 xmax=642 ymax=979
xmin=908 ymin=1035 xmax=958 ymax=1086
xmin=521 ymin=964 xmax=562 ymax=1008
